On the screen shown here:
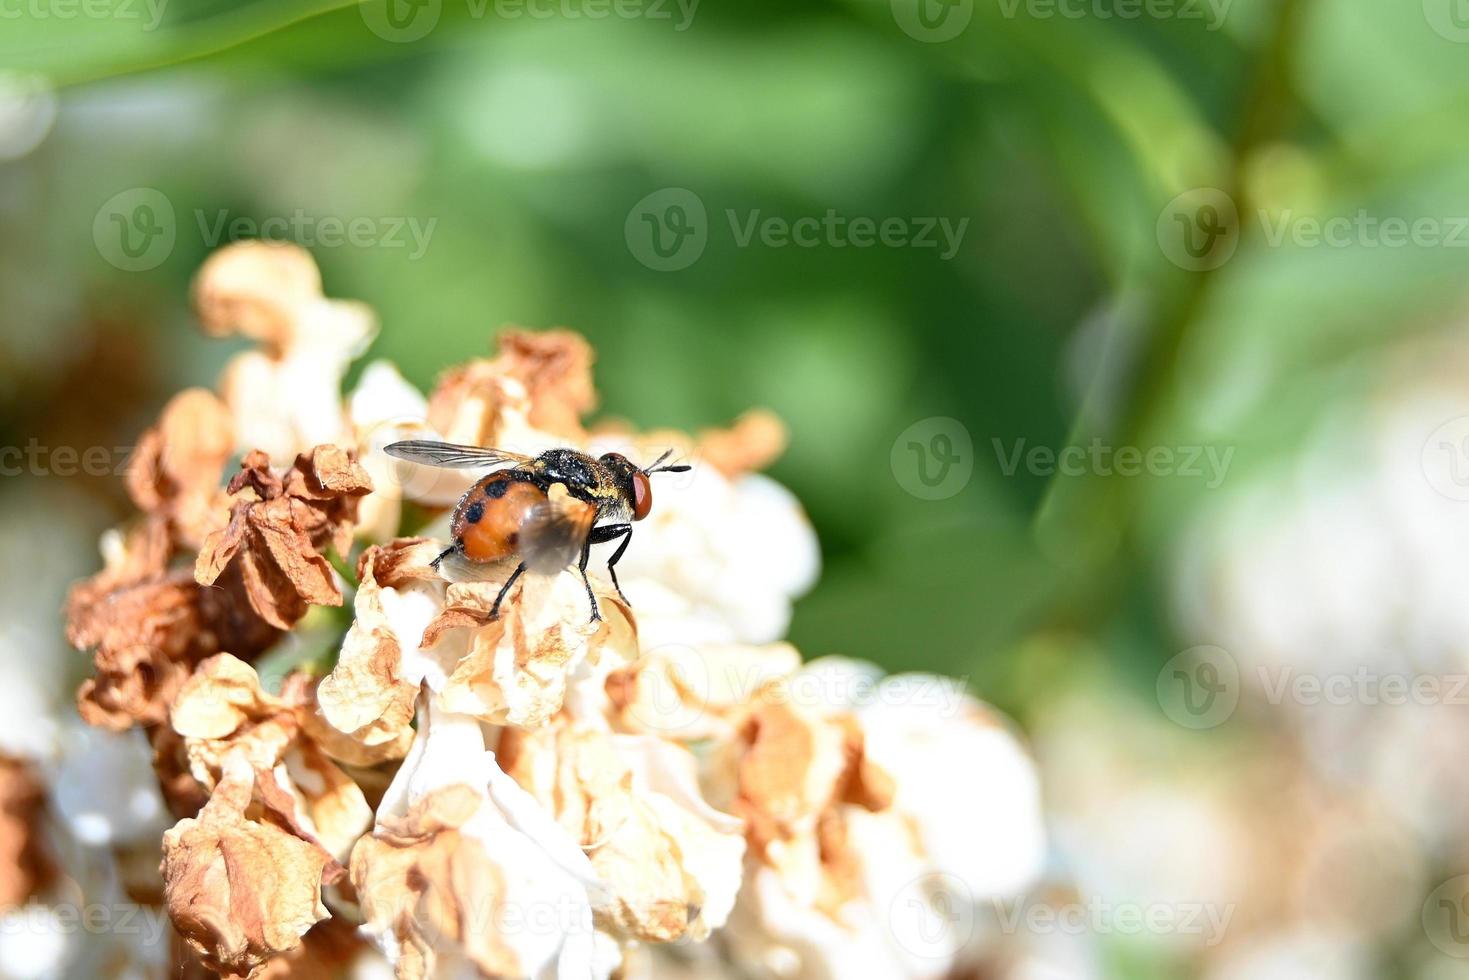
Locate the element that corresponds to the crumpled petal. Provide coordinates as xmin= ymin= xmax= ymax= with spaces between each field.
xmin=162 ymin=752 xmax=331 ymax=977
xmin=499 ymin=726 xmax=745 ymax=943
xmin=851 ymin=669 xmax=1046 ymax=900
xmin=428 ymin=570 xmax=638 ymax=729
xmin=603 ymin=641 xmax=801 ymax=740
xmin=125 ymin=388 xmax=236 ymax=550
xmin=428 ymin=329 xmax=596 ymax=447
xmin=721 ymin=659 xmax=1047 ymax=980
xmin=171 ymin=654 xmax=372 ymax=864
xmin=68 ymin=522 xmax=279 ymax=731
xmin=0 ymin=755 xmax=51 ymax=909
xmin=194 ymin=240 xmax=376 ymax=461
xmin=195 ymin=446 xmax=372 ymax=630
xmin=318 ymin=540 xmax=459 ymax=757
xmin=352 ymin=703 xmax=615 ymax=980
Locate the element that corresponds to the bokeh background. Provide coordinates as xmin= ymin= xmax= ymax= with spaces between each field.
xmin=7 ymin=0 xmax=1469 ymax=977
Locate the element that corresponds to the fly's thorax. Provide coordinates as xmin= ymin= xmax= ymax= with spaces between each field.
xmin=535 ymin=448 xmax=600 ymax=489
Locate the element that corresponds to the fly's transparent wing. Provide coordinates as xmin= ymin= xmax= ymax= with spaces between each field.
xmin=519 ymin=483 xmax=597 ymax=574
xmin=383 ymin=440 xmax=536 ymax=469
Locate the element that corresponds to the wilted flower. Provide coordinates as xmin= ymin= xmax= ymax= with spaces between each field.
xmin=67 ymin=519 xmax=279 ymax=730
xmin=497 ymin=725 xmax=746 ymax=943
xmin=352 ymin=702 xmax=615 ymax=980
xmin=57 ymin=243 xmax=1045 ymax=979
xmin=194 ymin=240 xmax=376 ymax=462
xmin=195 ymin=446 xmax=372 ymax=630
xmin=171 ymin=654 xmax=372 ymax=863
xmin=162 ymin=752 xmax=332 ymax=977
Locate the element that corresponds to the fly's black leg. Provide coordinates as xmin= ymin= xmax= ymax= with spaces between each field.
xmin=577 ymin=536 xmax=601 ymax=623
xmin=430 ymin=544 xmax=458 ymax=570
xmin=489 ymin=562 xmax=526 ymax=620
xmin=605 ymin=526 xmax=634 ymax=606
xmin=587 ymin=523 xmax=634 ymax=606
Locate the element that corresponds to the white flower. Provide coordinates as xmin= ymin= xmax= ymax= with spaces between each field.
xmin=193 ymin=241 xmax=376 ymax=461
xmin=353 ymin=701 xmax=618 ymax=980
xmin=587 ymin=432 xmax=819 ymax=647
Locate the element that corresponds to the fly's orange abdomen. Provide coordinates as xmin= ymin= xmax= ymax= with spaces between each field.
xmin=452 ymin=473 xmax=546 ymax=563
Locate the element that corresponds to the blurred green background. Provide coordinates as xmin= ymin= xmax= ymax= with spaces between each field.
xmin=8 ymin=1 xmax=1469 ymax=978
xmin=5 ymin=0 xmax=1469 ymax=709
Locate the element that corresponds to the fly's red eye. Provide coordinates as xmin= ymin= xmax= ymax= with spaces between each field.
xmin=632 ymin=470 xmax=652 ymax=521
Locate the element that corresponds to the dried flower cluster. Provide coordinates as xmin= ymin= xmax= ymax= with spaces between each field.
xmin=56 ymin=242 xmax=1046 ymax=979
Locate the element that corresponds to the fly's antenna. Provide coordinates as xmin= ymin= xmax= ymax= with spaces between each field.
xmin=642 ymin=449 xmax=691 ymax=474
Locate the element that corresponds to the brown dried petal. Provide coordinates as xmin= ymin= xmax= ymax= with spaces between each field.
xmin=0 ymin=756 xmax=51 ymax=909
xmin=172 ymin=656 xmax=372 ymax=864
xmin=695 ymin=409 xmax=787 ymax=478
xmin=193 ymin=241 xmax=324 ymax=349
xmin=427 ymin=329 xmax=596 ymax=446
xmin=173 ymin=653 xmax=288 ymax=742
xmin=500 ymin=728 xmax=743 ymax=943
xmin=604 ymin=642 xmax=800 ymax=740
xmin=162 ymin=754 xmax=330 ymax=978
xmin=351 ymin=785 xmax=520 ymax=980
xmin=431 ymin=571 xmax=637 ymax=728
xmin=126 ymin=388 xmax=236 ymax=549
xmin=196 ymin=448 xmax=371 ymax=630
xmin=315 ymin=543 xmax=434 ymax=755
xmin=73 ymin=565 xmax=277 ymax=731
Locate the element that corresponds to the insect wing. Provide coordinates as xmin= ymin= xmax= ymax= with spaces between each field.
xmin=383 ymin=440 xmax=536 ymax=469
xmin=519 ymin=484 xmax=597 ymax=573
